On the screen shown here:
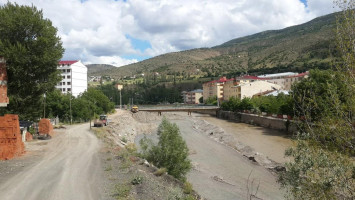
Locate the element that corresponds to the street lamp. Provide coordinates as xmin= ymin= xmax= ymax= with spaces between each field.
xmin=115 ymin=84 xmax=123 ymax=109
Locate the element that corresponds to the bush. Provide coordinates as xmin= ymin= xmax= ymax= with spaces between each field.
xmin=140 ymin=118 xmax=191 ymax=180
xmin=183 ymin=181 xmax=193 ymax=194
xmin=131 ymin=176 xmax=143 ymax=185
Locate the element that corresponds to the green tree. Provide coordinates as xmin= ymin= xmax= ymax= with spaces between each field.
xmin=140 ymin=118 xmax=191 ymax=180
xmin=279 ymin=1 xmax=355 ymax=199
xmin=80 ymin=88 xmax=115 ymax=115
xmin=0 ymin=3 xmax=64 ymax=120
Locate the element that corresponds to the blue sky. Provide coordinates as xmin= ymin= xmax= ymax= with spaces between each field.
xmin=0 ymin=0 xmax=335 ymax=66
xmin=300 ymin=0 xmax=308 ymax=7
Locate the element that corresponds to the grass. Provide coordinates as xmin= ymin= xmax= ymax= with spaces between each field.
xmin=112 ymin=183 xmax=131 ymax=200
xmin=154 ymin=168 xmax=167 ymax=176
xmin=183 ymin=181 xmax=193 ymax=194
xmin=105 ymin=165 xmax=112 ymax=171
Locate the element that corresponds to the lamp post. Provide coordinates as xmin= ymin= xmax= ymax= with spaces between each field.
xmin=115 ymin=84 xmax=123 ymax=109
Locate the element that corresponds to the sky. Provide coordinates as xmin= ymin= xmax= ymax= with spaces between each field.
xmin=0 ymin=0 xmax=337 ymax=67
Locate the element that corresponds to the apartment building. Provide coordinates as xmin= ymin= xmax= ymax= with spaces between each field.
xmin=258 ymin=72 xmax=309 ymax=90
xmin=202 ymin=77 xmax=229 ymax=102
xmin=56 ymin=60 xmax=87 ymax=97
xmin=230 ymin=81 xmax=282 ymax=99
xmin=223 ymin=75 xmax=270 ymax=100
xmin=182 ymin=89 xmax=203 ymax=104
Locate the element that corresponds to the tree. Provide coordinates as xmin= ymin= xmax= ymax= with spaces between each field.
xmin=140 ymin=118 xmax=191 ymax=180
xmin=279 ymin=1 xmax=355 ymax=199
xmin=0 ymin=3 xmax=64 ymax=120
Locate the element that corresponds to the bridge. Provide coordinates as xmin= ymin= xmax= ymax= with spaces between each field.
xmin=138 ymin=106 xmax=220 ymax=116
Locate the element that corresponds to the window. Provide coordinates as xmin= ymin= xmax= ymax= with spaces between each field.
xmin=67 ymin=75 xmax=71 ymax=79
xmin=67 ymin=69 xmax=71 ymax=73
xmin=67 ymin=88 xmax=71 ymax=92
xmin=63 ymin=88 xmax=66 ymax=91
xmin=63 ymin=82 xmax=66 ymax=85
xmin=67 ymin=82 xmax=71 ymax=85
xmin=62 ymin=76 xmax=65 ymax=79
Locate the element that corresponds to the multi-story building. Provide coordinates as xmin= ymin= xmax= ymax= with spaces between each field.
xmin=230 ymin=81 xmax=282 ymax=99
xmin=258 ymin=72 xmax=309 ymax=90
xmin=182 ymin=89 xmax=203 ymax=104
xmin=56 ymin=60 xmax=87 ymax=97
xmin=223 ymin=75 xmax=270 ymax=101
xmin=202 ymin=77 xmax=229 ymax=103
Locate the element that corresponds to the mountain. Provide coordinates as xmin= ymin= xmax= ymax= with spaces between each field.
xmin=93 ymin=12 xmax=338 ymax=78
xmin=86 ymin=64 xmax=115 ymax=76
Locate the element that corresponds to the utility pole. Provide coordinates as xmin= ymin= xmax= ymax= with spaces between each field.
xmin=69 ymin=93 xmax=72 ymax=125
xmin=43 ymin=93 xmax=46 ymax=118
xmin=120 ymin=89 xmax=122 ymax=109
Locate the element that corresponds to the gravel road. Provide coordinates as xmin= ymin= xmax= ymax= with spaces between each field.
xmin=0 ymin=123 xmax=103 ymax=200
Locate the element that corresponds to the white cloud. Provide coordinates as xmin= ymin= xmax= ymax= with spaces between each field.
xmin=307 ymin=0 xmax=337 ymax=16
xmin=0 ymin=0 xmax=337 ymax=66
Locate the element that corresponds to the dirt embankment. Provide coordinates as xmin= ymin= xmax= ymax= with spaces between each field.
xmin=95 ymin=110 xmax=199 ymax=200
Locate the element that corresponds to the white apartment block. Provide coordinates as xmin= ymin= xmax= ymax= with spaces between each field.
xmin=56 ymin=60 xmax=87 ymax=97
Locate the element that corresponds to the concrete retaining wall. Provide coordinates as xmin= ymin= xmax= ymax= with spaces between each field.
xmin=217 ymin=110 xmax=297 ymax=134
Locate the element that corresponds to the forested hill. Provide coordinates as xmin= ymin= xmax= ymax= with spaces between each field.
xmin=87 ymin=64 xmax=115 ymax=75
xmin=93 ymin=12 xmax=338 ymax=78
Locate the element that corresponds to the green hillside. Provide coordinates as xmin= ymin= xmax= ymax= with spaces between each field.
xmin=87 ymin=64 xmax=115 ymax=76
xmin=93 ymin=12 xmax=338 ymax=78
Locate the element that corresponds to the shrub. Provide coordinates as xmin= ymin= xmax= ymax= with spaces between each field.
xmin=131 ymin=176 xmax=143 ymax=185
xmin=183 ymin=181 xmax=193 ymax=194
xmin=140 ymin=118 xmax=191 ymax=180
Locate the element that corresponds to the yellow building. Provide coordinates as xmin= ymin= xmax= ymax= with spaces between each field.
xmin=202 ymin=77 xmax=229 ymax=103
xmin=231 ymin=81 xmax=282 ymax=99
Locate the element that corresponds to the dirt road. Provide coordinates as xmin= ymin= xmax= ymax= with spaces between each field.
xmin=0 ymin=123 xmax=103 ymax=200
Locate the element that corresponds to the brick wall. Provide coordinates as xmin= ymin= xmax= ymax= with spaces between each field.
xmin=0 ymin=114 xmax=25 ymax=160
xmin=0 ymin=57 xmax=9 ymax=107
xmin=38 ymin=118 xmax=53 ymax=135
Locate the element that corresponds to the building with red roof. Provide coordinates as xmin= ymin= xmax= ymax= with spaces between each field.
xmin=56 ymin=60 xmax=87 ymax=97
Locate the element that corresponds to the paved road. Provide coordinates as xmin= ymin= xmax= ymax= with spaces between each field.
xmin=173 ymin=119 xmax=285 ymax=200
xmin=0 ymin=124 xmax=103 ymax=200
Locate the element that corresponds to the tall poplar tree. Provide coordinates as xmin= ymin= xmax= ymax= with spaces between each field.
xmin=0 ymin=3 xmax=64 ymax=120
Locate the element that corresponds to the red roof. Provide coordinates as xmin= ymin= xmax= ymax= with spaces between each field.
xmin=58 ymin=60 xmax=78 ymax=65
xmin=288 ymin=71 xmax=309 ymax=78
xmin=204 ymin=77 xmax=231 ymax=84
